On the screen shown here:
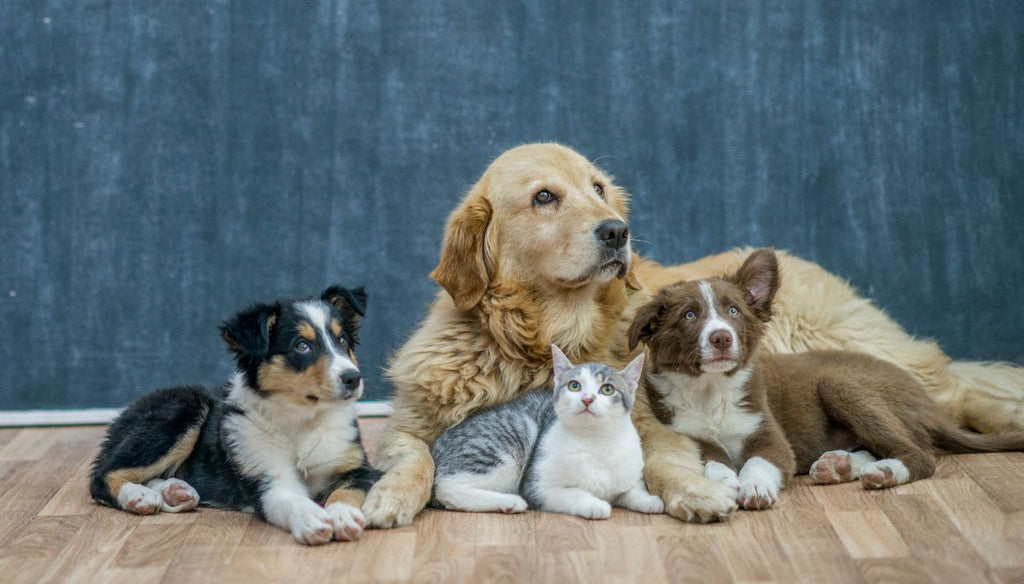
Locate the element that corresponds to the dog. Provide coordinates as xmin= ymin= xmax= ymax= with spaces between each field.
xmin=362 ymin=143 xmax=1024 ymax=527
xmin=90 ymin=285 xmax=378 ymax=546
xmin=628 ymin=248 xmax=1024 ymax=510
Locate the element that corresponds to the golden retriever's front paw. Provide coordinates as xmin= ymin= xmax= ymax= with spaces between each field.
xmin=662 ymin=477 xmax=737 ymax=523
xmin=362 ymin=476 xmax=426 ymax=529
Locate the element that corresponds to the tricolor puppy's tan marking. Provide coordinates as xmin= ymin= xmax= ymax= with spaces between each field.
xmin=630 ymin=249 xmax=1024 ymax=509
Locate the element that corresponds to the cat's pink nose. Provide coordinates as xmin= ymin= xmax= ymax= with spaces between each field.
xmin=581 ymin=395 xmax=595 ymax=406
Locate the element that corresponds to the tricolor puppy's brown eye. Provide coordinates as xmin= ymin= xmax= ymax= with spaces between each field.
xmin=685 ymin=310 xmax=697 ymax=320
xmin=534 ymin=190 xmax=556 ymax=205
xmin=593 ymin=183 xmax=605 ymax=198
xmin=600 ymin=384 xmax=615 ymax=395
xmin=567 ymin=380 xmax=581 ymax=392
xmin=295 ymin=340 xmax=311 ymax=354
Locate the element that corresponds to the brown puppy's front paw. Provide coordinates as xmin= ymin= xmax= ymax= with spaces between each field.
xmin=362 ymin=475 xmax=426 ymax=529
xmin=810 ymin=450 xmax=854 ymax=485
xmin=662 ymin=477 xmax=737 ymax=523
xmin=859 ymin=459 xmax=909 ymax=490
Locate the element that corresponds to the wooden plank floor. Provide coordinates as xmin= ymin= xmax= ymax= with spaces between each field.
xmin=0 ymin=420 xmax=1022 ymax=583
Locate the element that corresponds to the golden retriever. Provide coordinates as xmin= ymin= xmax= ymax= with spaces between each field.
xmin=362 ymin=143 xmax=1024 ymax=527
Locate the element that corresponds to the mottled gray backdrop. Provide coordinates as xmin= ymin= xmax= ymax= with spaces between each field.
xmin=2 ymin=1 xmax=1022 ymax=408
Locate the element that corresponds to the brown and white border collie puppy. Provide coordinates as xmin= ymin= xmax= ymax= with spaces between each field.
xmin=90 ymin=286 xmax=378 ymax=545
xmin=628 ymin=249 xmax=1024 ymax=510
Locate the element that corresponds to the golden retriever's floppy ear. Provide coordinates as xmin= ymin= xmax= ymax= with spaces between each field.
xmin=430 ymin=193 xmax=493 ymax=310
xmin=627 ymin=295 xmax=665 ymax=351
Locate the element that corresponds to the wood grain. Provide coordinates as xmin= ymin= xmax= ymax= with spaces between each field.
xmin=0 ymin=421 xmax=1021 ymax=583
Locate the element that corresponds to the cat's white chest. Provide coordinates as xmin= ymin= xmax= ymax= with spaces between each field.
xmin=649 ymin=369 xmax=762 ymax=465
xmin=537 ymin=424 xmax=644 ymax=499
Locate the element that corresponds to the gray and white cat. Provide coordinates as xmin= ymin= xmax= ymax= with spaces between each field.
xmin=430 ymin=345 xmax=663 ymax=519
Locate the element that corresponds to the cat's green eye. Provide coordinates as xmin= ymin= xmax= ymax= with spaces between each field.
xmin=567 ymin=380 xmax=581 ymax=392
xmin=600 ymin=384 xmax=615 ymax=395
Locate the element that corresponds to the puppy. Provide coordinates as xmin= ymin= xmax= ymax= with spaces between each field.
xmin=90 ymin=286 xmax=378 ymax=545
xmin=629 ymin=249 xmax=1024 ymax=509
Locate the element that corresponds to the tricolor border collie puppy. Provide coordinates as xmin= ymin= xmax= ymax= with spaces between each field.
xmin=628 ymin=248 xmax=1024 ymax=511
xmin=90 ymin=285 xmax=379 ymax=545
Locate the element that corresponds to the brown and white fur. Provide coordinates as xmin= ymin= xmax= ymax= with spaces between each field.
xmin=629 ymin=249 xmax=1024 ymax=509
xmin=363 ymin=143 xmax=1024 ymax=527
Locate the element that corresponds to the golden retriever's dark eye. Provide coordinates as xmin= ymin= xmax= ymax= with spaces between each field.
xmin=534 ymin=190 xmax=557 ymax=205
xmin=593 ymin=183 xmax=605 ymax=199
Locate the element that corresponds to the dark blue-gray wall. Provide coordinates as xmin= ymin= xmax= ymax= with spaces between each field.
xmin=2 ymin=1 xmax=1022 ymax=409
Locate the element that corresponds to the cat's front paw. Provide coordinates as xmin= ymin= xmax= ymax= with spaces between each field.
xmin=290 ymin=505 xmax=335 ymax=546
xmin=571 ymin=498 xmax=612 ymax=520
xmin=631 ymin=494 xmax=664 ymax=514
xmin=325 ymin=502 xmax=365 ymax=541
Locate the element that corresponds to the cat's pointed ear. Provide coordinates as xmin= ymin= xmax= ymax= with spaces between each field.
xmin=618 ymin=352 xmax=645 ymax=394
xmin=551 ymin=345 xmax=574 ymax=385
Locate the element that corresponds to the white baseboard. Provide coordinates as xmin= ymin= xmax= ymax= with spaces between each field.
xmin=0 ymin=401 xmax=393 ymax=428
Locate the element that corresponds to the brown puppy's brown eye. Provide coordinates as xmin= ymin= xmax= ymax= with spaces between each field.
xmin=534 ymin=190 xmax=556 ymax=205
xmin=594 ymin=183 xmax=605 ymax=198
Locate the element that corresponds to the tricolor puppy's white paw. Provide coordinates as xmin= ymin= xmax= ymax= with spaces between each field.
xmin=118 ymin=483 xmax=163 ymax=515
xmin=860 ymin=459 xmax=910 ymax=490
xmin=325 ymin=502 xmax=366 ymax=541
xmin=146 ymin=478 xmax=199 ymax=512
xmin=290 ymin=505 xmax=335 ymax=546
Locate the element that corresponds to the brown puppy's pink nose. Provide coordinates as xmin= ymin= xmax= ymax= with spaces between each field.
xmin=710 ymin=330 xmax=733 ymax=350
xmin=581 ymin=395 xmax=595 ymax=407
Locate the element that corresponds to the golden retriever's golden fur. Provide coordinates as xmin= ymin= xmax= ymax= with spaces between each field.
xmin=362 ymin=143 xmax=1024 ymax=528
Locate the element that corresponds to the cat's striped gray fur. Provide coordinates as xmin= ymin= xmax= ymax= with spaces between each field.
xmin=430 ymin=345 xmax=663 ymax=519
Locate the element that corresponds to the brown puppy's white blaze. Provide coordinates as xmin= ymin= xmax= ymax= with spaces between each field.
xmin=628 ymin=249 xmax=779 ymax=378
xmin=431 ymin=143 xmax=639 ymax=312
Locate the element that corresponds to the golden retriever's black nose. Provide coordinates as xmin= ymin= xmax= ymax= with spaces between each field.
xmin=595 ymin=220 xmax=629 ymax=249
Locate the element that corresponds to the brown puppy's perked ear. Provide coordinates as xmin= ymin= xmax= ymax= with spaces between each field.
xmin=430 ymin=188 xmax=493 ymax=311
xmin=731 ymin=248 xmax=780 ymax=323
xmin=628 ymin=295 xmax=666 ymax=350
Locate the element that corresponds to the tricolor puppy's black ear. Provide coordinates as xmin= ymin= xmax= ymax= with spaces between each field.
xmin=322 ymin=285 xmax=368 ymax=337
xmin=731 ymin=248 xmax=780 ymax=322
xmin=220 ymin=303 xmax=279 ymax=361
xmin=628 ymin=295 xmax=667 ymax=350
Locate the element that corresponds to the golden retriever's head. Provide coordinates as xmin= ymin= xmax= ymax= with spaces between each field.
xmin=431 ymin=143 xmax=639 ymax=310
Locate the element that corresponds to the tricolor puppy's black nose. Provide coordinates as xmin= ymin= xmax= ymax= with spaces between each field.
xmin=340 ymin=369 xmax=362 ymax=391
xmin=595 ymin=220 xmax=629 ymax=249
